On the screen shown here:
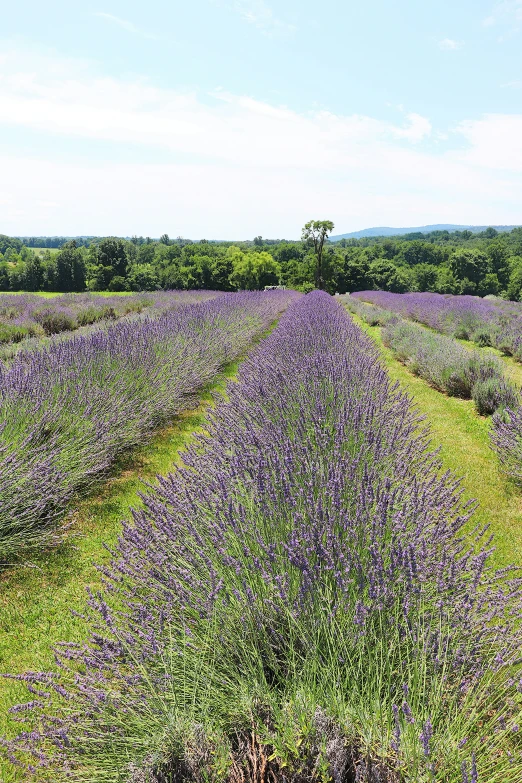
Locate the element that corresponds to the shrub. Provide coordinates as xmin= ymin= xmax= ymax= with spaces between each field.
xmin=453 ymin=326 xmax=470 ymax=340
xmin=466 ymin=353 xmax=504 ymax=385
xmin=295 ymin=282 xmax=315 ymax=293
xmin=33 ymin=309 xmax=77 ymax=335
xmin=108 ymin=275 xmax=128 ymax=292
xmin=344 ymin=298 xmax=397 ymax=327
xmin=0 ymin=291 xmax=296 ymax=561
xmin=0 ymin=323 xmax=32 ymax=344
xmin=440 ymin=367 xmax=471 ymax=397
xmin=382 ymin=318 xmax=510 ymax=413
xmin=472 ymin=378 xmax=520 ymax=415
xmin=493 ymin=405 xmax=522 ymax=484
xmin=0 ymin=292 xmax=222 ymax=348
xmin=76 ymin=307 xmax=104 ymax=326
xmin=100 ymin=305 xmax=117 ymax=320
xmin=496 ymin=339 xmax=514 ymax=356
xmin=470 ymin=328 xmax=493 ymax=347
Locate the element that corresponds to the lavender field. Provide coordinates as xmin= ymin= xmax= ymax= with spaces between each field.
xmin=0 ymin=291 xmax=220 ymax=351
xmin=0 ymin=290 xmax=294 ymax=561
xmin=2 ymin=292 xmax=522 ymax=783
xmin=352 ymin=290 xmax=522 ymax=358
xmin=348 ymin=292 xmax=522 ymax=486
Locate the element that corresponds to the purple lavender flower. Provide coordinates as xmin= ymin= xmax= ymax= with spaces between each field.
xmin=0 ymin=290 xmax=297 ymax=559
xmin=419 ymin=718 xmax=433 ymax=757
xmin=2 ymin=292 xmax=520 ymax=781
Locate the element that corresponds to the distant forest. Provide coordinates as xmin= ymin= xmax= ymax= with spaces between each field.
xmin=2 ymin=226 xmax=522 ymax=300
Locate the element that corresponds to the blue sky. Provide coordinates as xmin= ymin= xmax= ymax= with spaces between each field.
xmin=1 ymin=0 xmax=521 ymax=237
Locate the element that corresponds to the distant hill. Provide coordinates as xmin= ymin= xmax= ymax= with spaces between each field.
xmin=330 ymin=224 xmax=522 ymax=240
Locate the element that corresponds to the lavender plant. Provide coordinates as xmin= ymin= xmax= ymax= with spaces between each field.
xmin=343 ymin=295 xmax=399 ymax=327
xmin=3 ymin=292 xmax=521 ymax=782
xmin=492 ymin=406 xmax=522 ymax=485
xmin=0 ymin=290 xmax=294 ymax=561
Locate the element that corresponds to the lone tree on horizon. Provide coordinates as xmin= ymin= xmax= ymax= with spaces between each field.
xmin=302 ymin=220 xmax=334 ymax=290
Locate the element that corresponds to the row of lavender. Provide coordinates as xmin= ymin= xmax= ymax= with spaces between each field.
xmin=351 ymin=290 xmax=522 ymax=358
xmin=345 ymin=297 xmax=518 ymax=416
xmin=0 ymin=291 xmax=218 ymax=347
xmin=5 ymin=293 xmax=521 ymax=782
xmin=0 ymin=291 xmax=295 ymax=562
xmin=347 ymin=294 xmax=522 ymax=485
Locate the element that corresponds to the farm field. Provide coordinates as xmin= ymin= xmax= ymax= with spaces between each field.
xmin=0 ymin=290 xmax=220 ymax=347
xmin=4 ymin=0 xmax=522 ymax=777
xmin=0 ymin=347 xmax=251 ymax=782
xmin=0 ymin=290 xmax=294 ymax=561
xmin=351 ymin=290 xmax=522 ymax=360
xmin=1 ymin=290 xmax=522 ymax=782
xmin=347 ymin=291 xmax=522 ymax=487
xmin=346 ymin=309 xmax=522 ymax=568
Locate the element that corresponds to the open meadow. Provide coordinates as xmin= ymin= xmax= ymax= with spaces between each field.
xmin=1 ymin=287 xmax=522 ymax=783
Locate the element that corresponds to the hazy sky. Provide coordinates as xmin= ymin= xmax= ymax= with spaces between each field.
xmin=1 ymin=0 xmax=522 ymax=237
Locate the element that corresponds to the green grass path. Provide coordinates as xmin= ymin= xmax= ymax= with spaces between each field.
xmin=0 ymin=356 xmax=244 ymax=781
xmin=351 ymin=314 xmax=522 ymax=570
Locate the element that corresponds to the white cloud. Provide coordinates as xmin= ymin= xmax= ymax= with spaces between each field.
xmin=502 ymin=79 xmax=522 ymax=88
xmin=438 ymin=38 xmax=464 ymax=50
xmin=229 ymin=1 xmax=295 ymax=36
xmin=94 ymin=12 xmax=159 ymax=39
xmin=456 ymin=114 xmax=522 ymax=171
xmin=0 ymin=49 xmax=433 ymax=167
xmin=0 ymin=46 xmax=520 ymax=236
xmin=392 ymin=113 xmax=432 ymax=143
xmin=482 ymin=1 xmax=522 ymax=28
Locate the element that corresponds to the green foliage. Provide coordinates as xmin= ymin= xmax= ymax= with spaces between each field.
xmin=506 ymin=257 xmax=522 ymax=301
xmin=0 ymin=235 xmax=22 ymax=255
xmin=0 ymin=323 xmax=35 ymax=344
xmin=471 ymin=377 xmax=519 ymax=416
xmin=127 ymin=264 xmax=160 ymax=291
xmin=228 ymin=248 xmax=281 ymax=290
xmin=3 ymin=226 xmax=522 ymax=299
xmin=33 ymin=309 xmax=76 ymax=335
xmin=107 ymin=275 xmax=128 ymax=292
xmin=301 ymin=220 xmax=335 ymax=289
xmin=54 ymin=241 xmax=86 ymax=292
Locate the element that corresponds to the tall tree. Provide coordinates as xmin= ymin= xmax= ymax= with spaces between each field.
xmin=302 ymin=220 xmax=334 ymax=290
xmin=55 ymin=241 xmax=86 ymax=292
xmin=24 ymin=254 xmax=45 ymax=291
xmin=98 ymin=237 xmax=129 ymax=279
xmin=228 ymin=248 xmax=281 ymax=290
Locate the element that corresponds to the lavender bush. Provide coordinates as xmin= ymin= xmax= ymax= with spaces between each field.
xmin=381 ymin=319 xmax=518 ymax=414
xmin=343 ymin=295 xmax=399 ymax=327
xmin=3 ymin=292 xmax=521 ymax=782
xmin=0 ymin=291 xmax=295 ymax=561
xmin=492 ymin=406 xmax=522 ymax=485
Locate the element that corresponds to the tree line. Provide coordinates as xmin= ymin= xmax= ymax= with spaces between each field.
xmin=2 ymin=225 xmax=522 ymax=300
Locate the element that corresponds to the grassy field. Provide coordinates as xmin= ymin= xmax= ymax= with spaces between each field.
xmin=350 ymin=313 xmax=522 ymax=569
xmin=2 ymin=291 xmax=136 ymax=297
xmin=0 ymin=357 xmax=243 ymax=782
xmin=1 ymin=291 xmax=62 ymax=297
